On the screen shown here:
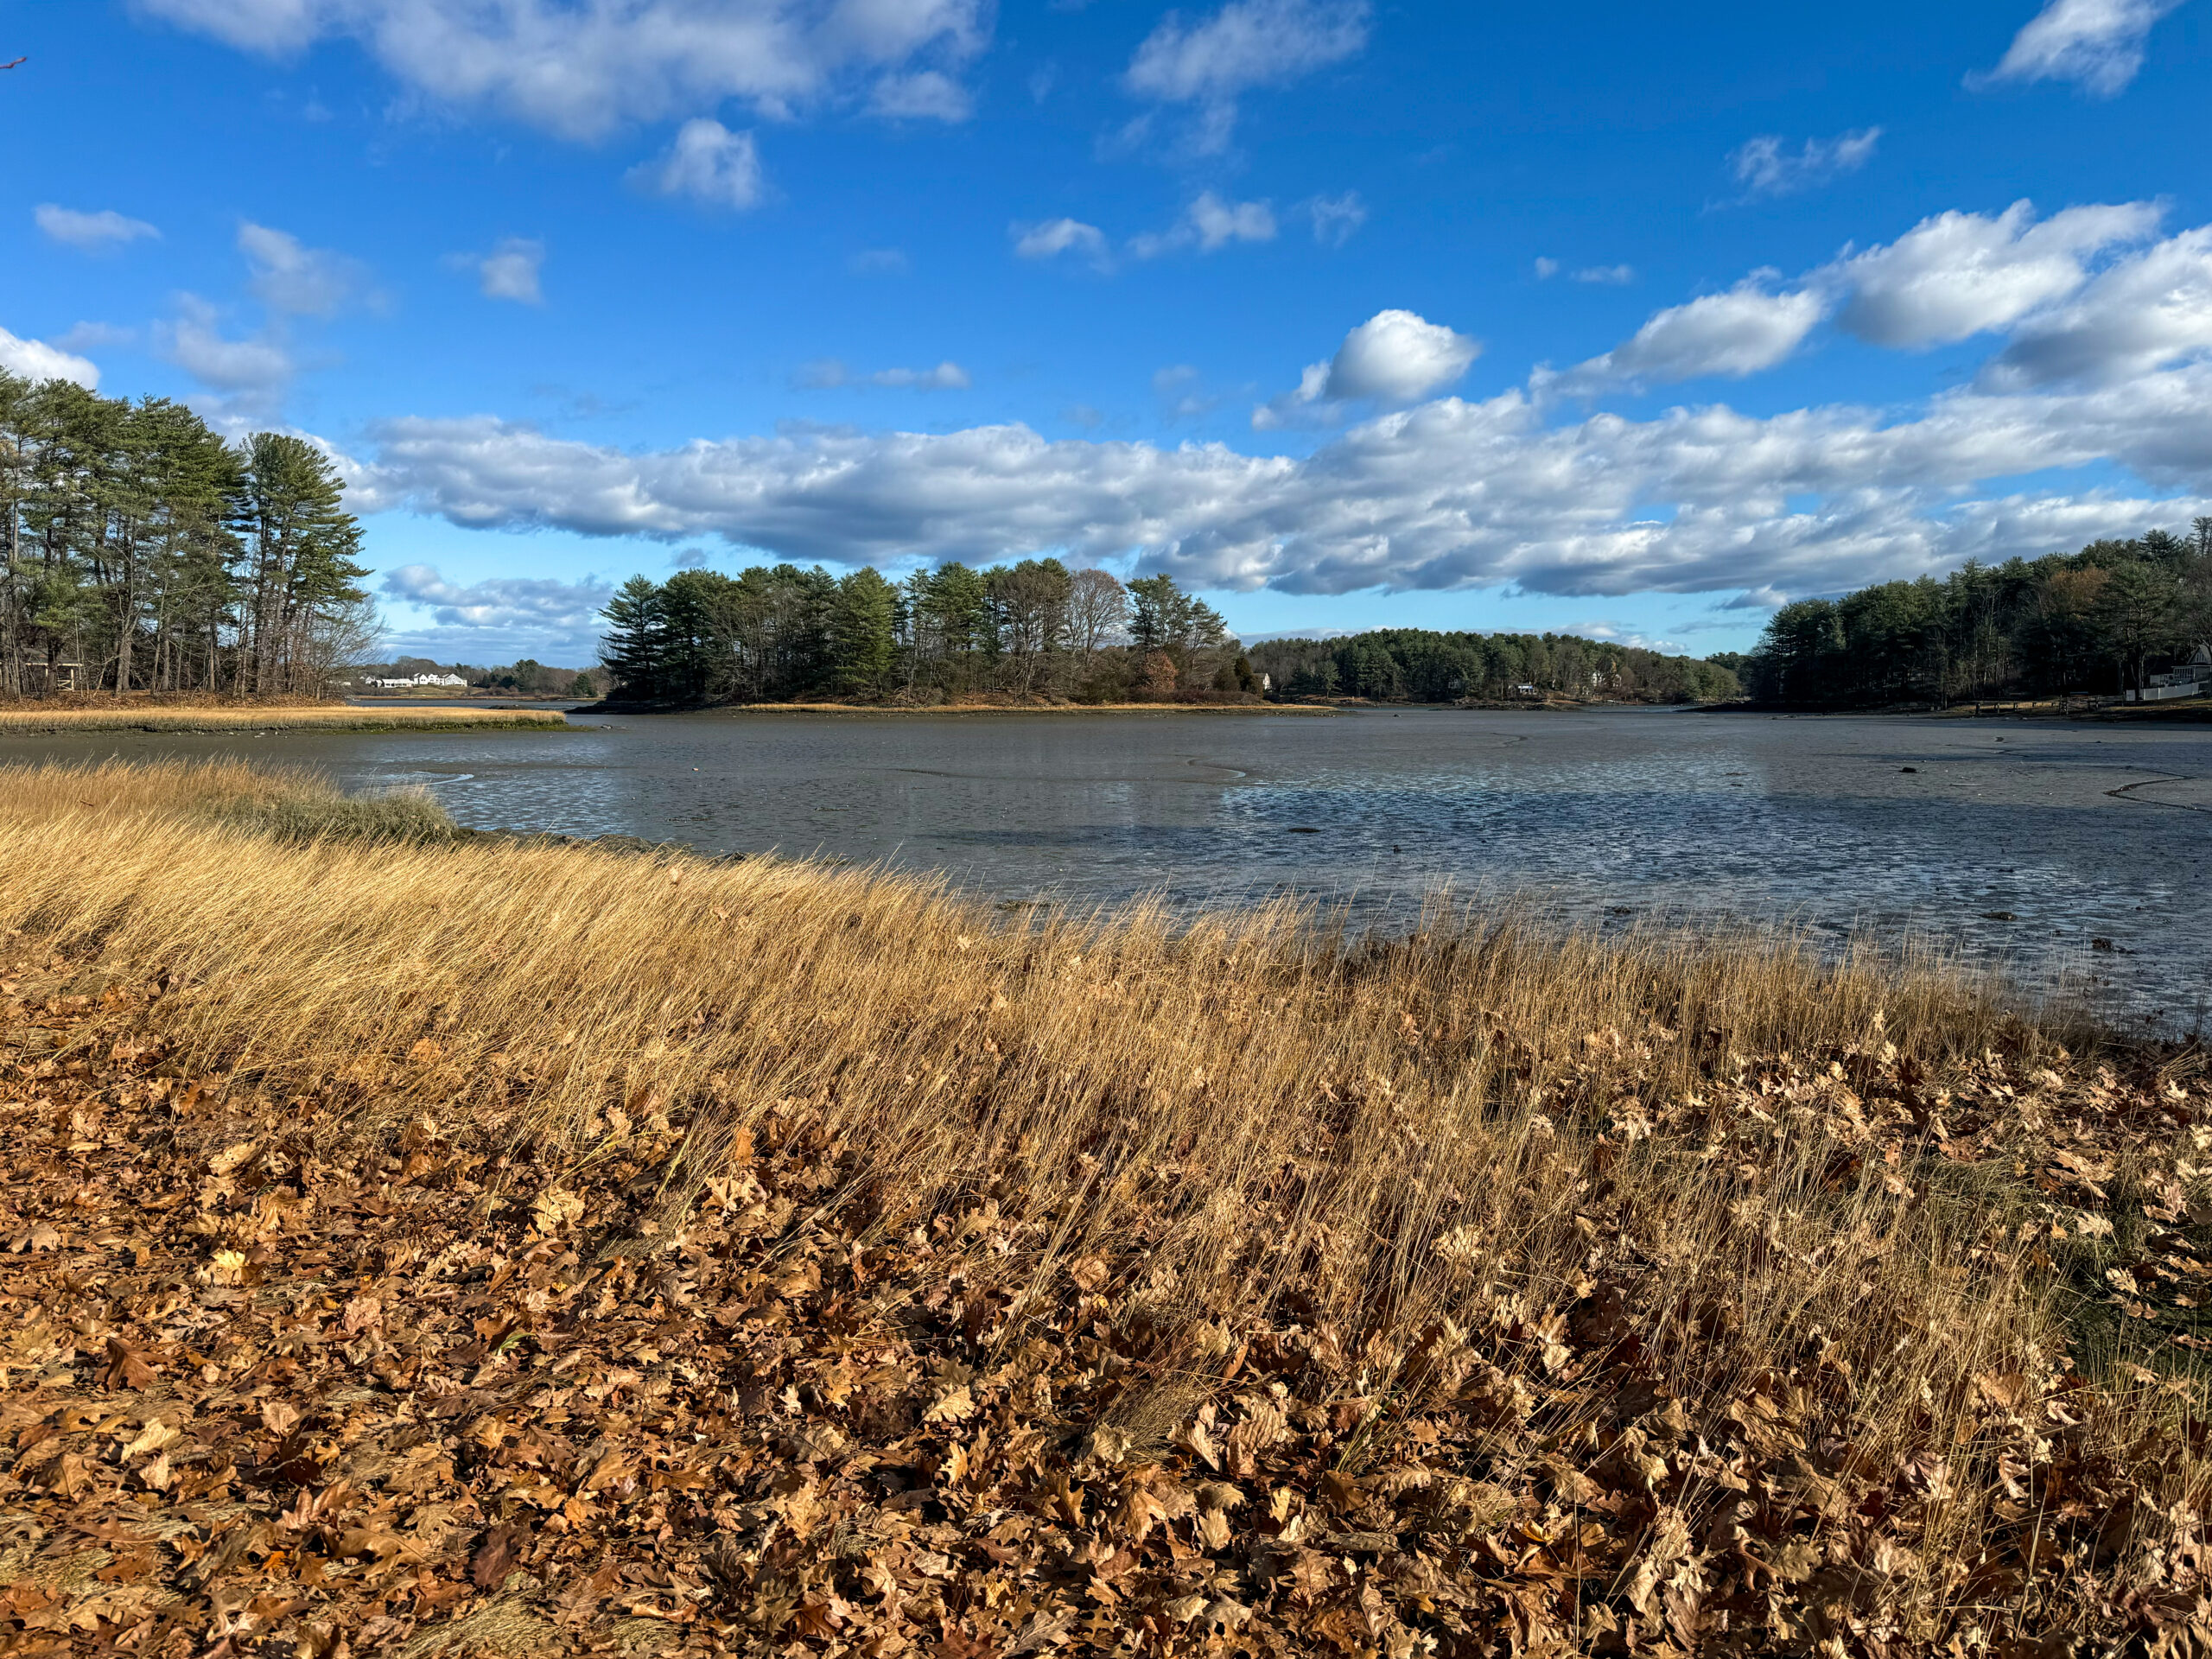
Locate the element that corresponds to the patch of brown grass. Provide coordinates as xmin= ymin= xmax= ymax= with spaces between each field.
xmin=0 ymin=707 xmax=567 ymax=734
xmin=683 ymin=701 xmax=1327 ymax=716
xmin=1 ymin=759 xmax=2206 ymax=1655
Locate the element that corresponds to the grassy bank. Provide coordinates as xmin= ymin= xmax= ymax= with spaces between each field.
xmin=0 ymin=705 xmax=569 ymax=734
xmin=0 ymin=760 xmax=2206 ymax=1656
xmin=596 ymin=700 xmax=1332 ymax=717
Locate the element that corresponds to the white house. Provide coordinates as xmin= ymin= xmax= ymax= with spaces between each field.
xmin=365 ymin=672 xmax=468 ymax=690
xmin=2126 ymin=642 xmax=2212 ymax=702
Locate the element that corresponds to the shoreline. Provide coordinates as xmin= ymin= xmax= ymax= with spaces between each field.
xmin=579 ymin=697 xmax=1729 ymax=717
xmin=584 ymin=698 xmax=1337 ymax=716
xmin=0 ymin=705 xmax=571 ymax=734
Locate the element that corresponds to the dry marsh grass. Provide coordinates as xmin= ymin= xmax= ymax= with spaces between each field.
xmin=690 ymin=701 xmax=1332 ymax=715
xmin=0 ymin=704 xmax=567 ymax=734
xmin=1 ymin=758 xmax=2207 ymax=1655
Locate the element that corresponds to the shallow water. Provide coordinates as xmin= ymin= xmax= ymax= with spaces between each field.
xmin=8 ymin=706 xmax=2207 ymax=1032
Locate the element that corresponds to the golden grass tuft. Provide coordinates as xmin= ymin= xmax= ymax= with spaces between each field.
xmin=1 ymin=758 xmax=2206 ymax=1651
xmin=0 ymin=705 xmax=568 ymax=734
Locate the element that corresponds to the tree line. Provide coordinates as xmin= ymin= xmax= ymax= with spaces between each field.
xmin=1245 ymin=628 xmax=1743 ymax=704
xmin=1741 ymin=523 xmax=2212 ymax=707
xmin=0 ymin=371 xmax=377 ymax=697
xmin=598 ymin=559 xmax=1747 ymax=707
xmin=598 ymin=561 xmax=1255 ymax=703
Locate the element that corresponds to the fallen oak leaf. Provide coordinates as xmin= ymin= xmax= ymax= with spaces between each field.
xmin=101 ymin=1335 xmax=155 ymax=1390
xmin=207 ymin=1141 xmax=257 ymax=1177
xmin=471 ymin=1521 xmax=529 ymax=1590
xmin=118 ymin=1418 xmax=179 ymax=1461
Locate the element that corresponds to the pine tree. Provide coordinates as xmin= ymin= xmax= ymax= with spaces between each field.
xmin=238 ymin=433 xmax=368 ymax=696
xmin=831 ymin=567 xmax=898 ymax=696
xmin=599 ymin=575 xmax=667 ymax=700
xmin=1127 ymin=575 xmax=1192 ymax=654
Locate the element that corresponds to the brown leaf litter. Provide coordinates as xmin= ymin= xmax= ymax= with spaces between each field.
xmin=3 ymin=954 xmax=2211 ymax=1657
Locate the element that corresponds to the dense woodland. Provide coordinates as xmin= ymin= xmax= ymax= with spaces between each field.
xmin=1742 ymin=523 xmax=2212 ymax=706
xmin=595 ymin=560 xmax=1749 ymax=706
xmin=1244 ymin=628 xmax=1742 ymax=703
xmin=598 ymin=561 xmax=1254 ymax=702
xmin=0 ymin=371 xmax=375 ymax=697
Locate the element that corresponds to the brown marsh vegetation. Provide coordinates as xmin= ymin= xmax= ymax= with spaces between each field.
xmin=1 ymin=760 xmax=2207 ymax=1656
xmin=0 ymin=707 xmax=569 ymax=735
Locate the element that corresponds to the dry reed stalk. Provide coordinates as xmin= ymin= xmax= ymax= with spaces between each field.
xmin=0 ymin=757 xmax=2204 ymax=1649
xmin=0 ymin=707 xmax=567 ymax=734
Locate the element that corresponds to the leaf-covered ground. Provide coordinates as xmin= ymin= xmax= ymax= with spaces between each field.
xmin=3 ymin=956 xmax=2211 ymax=1657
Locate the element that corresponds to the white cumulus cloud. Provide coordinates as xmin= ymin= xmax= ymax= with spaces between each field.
xmin=798 ymin=358 xmax=971 ymax=389
xmin=1130 ymin=192 xmax=1276 ymax=258
xmin=1830 ymin=200 xmax=2158 ymax=347
xmin=871 ymin=361 xmax=971 ymax=389
xmin=1124 ymin=0 xmax=1368 ymax=152
xmin=155 ymin=298 xmax=296 ymax=423
xmin=1302 ymin=191 xmax=1365 ymax=246
xmin=1255 ymin=309 xmax=1479 ymax=427
xmin=628 ymin=118 xmax=764 ymax=209
xmin=339 ymin=353 xmax=2212 ymax=606
xmin=238 ymin=221 xmax=376 ymax=315
xmin=0 ymin=327 xmax=101 ymax=388
xmin=194 ymin=197 xmax=2212 ymax=621
xmin=1012 ymin=217 xmax=1110 ymax=266
xmin=1188 ymin=191 xmax=1274 ymax=251
xmin=133 ymin=0 xmax=990 ymax=140
xmin=473 ymin=238 xmax=545 ymax=304
xmin=869 ymin=67 xmax=971 ymax=120
xmin=1982 ymin=226 xmax=2212 ymax=387
xmin=1554 ymin=278 xmax=1826 ymax=392
xmin=1552 ymin=199 xmax=2164 ymax=393
xmin=1971 ymin=0 xmax=2187 ymax=96
xmin=1324 ymin=309 xmax=1480 ymax=400
xmin=1727 ymin=129 xmax=1881 ymax=200
xmin=381 ymin=563 xmax=615 ymax=633
xmin=35 ymin=205 xmax=161 ymax=252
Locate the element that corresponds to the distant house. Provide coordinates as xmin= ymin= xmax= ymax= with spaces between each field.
xmin=2126 ymin=642 xmax=2212 ymax=702
xmin=365 ymin=672 xmax=468 ymax=690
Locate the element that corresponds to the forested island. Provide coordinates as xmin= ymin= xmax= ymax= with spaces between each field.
xmin=1736 ymin=523 xmax=2212 ymax=707
xmin=594 ymin=562 xmax=1743 ymax=707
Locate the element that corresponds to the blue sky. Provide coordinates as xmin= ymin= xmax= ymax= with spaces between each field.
xmin=4 ymin=0 xmax=2209 ymax=664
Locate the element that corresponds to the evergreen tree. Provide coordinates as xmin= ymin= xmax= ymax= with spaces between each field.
xmin=1735 ymin=527 xmax=2212 ymax=705
xmin=661 ymin=568 xmax=736 ymax=702
xmin=238 ymin=433 xmax=369 ymax=696
xmin=0 ymin=369 xmax=367 ymax=696
xmin=1126 ymin=575 xmax=1186 ymax=654
xmin=599 ymin=575 xmax=667 ymax=699
xmin=831 ymin=567 xmax=898 ymax=696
